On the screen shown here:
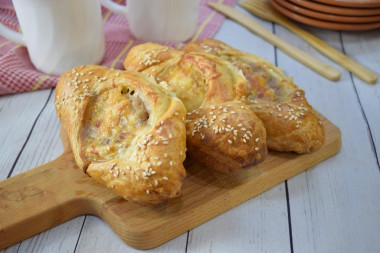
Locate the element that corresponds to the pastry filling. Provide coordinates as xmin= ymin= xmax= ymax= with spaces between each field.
xmin=81 ymin=85 xmax=150 ymax=161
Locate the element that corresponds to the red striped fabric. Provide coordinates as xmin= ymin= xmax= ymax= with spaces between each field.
xmin=0 ymin=0 xmax=237 ymax=95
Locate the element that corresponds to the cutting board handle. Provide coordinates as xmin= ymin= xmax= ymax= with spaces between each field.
xmin=0 ymin=152 xmax=95 ymax=250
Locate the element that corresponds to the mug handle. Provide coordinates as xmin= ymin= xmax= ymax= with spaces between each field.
xmin=0 ymin=23 xmax=25 ymax=46
xmin=100 ymin=0 xmax=127 ymax=17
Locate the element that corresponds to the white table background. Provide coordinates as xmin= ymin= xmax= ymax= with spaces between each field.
xmin=1 ymin=2 xmax=380 ymax=253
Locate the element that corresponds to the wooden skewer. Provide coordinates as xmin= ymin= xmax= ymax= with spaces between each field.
xmin=208 ymin=2 xmax=341 ymax=81
xmin=240 ymin=0 xmax=377 ymax=84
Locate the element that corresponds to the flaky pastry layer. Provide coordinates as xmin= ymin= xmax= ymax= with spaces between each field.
xmin=124 ymin=43 xmax=267 ymax=173
xmin=55 ymin=65 xmax=187 ymax=204
xmin=183 ymin=39 xmax=325 ymax=153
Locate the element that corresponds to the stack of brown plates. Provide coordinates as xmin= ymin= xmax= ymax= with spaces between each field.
xmin=269 ymin=0 xmax=380 ymax=30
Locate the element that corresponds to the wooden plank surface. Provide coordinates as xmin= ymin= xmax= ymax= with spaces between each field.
xmin=0 ymin=1 xmax=379 ymax=252
xmin=0 ymin=89 xmax=51 ymax=179
xmin=1 ymin=92 xmax=86 ymax=253
xmin=276 ymin=24 xmax=380 ymax=252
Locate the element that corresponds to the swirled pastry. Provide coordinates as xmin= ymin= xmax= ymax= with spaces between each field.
xmin=124 ymin=43 xmax=267 ymax=173
xmin=183 ymin=39 xmax=325 ymax=153
xmin=55 ymin=65 xmax=187 ymax=204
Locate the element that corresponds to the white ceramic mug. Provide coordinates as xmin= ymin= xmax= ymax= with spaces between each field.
xmin=101 ymin=0 xmax=199 ymax=42
xmin=0 ymin=0 xmax=105 ymax=75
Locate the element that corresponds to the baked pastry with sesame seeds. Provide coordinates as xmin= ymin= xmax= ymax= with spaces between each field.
xmin=183 ymin=39 xmax=325 ymax=153
xmin=55 ymin=65 xmax=187 ymax=204
xmin=124 ymin=43 xmax=267 ymax=173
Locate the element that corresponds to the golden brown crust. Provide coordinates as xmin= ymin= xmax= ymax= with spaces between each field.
xmin=186 ymin=101 xmax=267 ymax=173
xmin=183 ymin=39 xmax=325 ymax=153
xmin=124 ymin=43 xmax=267 ymax=173
xmin=55 ymin=65 xmax=187 ymax=204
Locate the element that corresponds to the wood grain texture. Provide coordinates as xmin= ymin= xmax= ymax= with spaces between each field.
xmin=275 ymin=25 xmax=380 ymax=252
xmin=343 ymin=30 xmax=380 ymax=150
xmin=1 ymin=93 xmax=85 ymax=253
xmin=0 ymin=89 xmax=51 ymax=179
xmin=240 ymin=0 xmax=378 ymax=84
xmin=207 ymin=2 xmax=342 ymax=81
xmin=0 ymin=114 xmax=341 ymax=250
xmin=186 ymin=184 xmax=290 ymax=253
xmin=75 ymin=216 xmax=188 ymax=253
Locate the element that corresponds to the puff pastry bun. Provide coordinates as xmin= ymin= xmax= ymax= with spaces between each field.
xmin=183 ymin=39 xmax=325 ymax=153
xmin=55 ymin=65 xmax=187 ymax=204
xmin=124 ymin=43 xmax=267 ymax=173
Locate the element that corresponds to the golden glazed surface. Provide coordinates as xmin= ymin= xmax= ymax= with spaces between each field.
xmin=183 ymin=39 xmax=325 ymax=153
xmin=55 ymin=65 xmax=187 ymax=204
xmin=124 ymin=43 xmax=267 ymax=173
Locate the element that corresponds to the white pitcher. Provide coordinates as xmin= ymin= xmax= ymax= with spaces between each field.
xmin=0 ymin=0 xmax=105 ymax=75
xmin=101 ymin=0 xmax=200 ymax=42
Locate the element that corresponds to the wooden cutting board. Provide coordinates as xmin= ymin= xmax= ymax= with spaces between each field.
xmin=0 ymin=114 xmax=341 ymax=250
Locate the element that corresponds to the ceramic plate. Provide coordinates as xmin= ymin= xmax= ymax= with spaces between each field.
xmin=287 ymin=0 xmax=380 ymax=16
xmin=270 ymin=0 xmax=380 ymax=30
xmin=276 ymin=0 xmax=380 ymax=23
xmin=313 ymin=0 xmax=380 ymax=8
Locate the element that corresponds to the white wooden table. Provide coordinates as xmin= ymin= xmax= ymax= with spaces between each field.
xmin=1 ymin=3 xmax=380 ymax=253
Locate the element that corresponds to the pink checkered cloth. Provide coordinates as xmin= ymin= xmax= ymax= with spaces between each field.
xmin=0 ymin=0 xmax=237 ymax=95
